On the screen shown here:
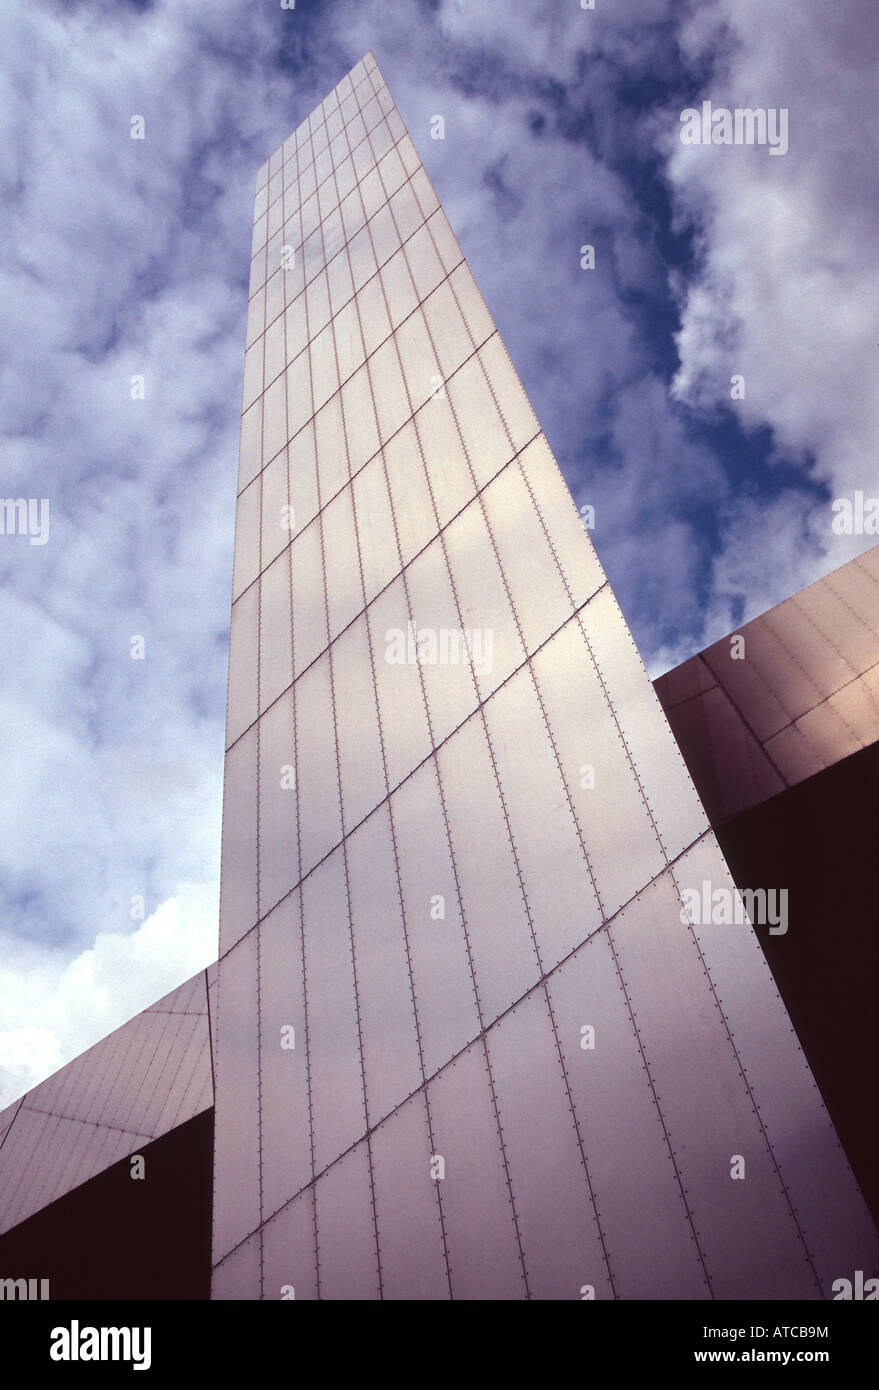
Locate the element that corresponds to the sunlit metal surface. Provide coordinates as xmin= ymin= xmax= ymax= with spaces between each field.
xmin=211 ymin=52 xmax=879 ymax=1298
xmin=656 ymin=546 xmax=879 ymax=824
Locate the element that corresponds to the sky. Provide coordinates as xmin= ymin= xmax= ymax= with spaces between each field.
xmin=1 ymin=0 xmax=877 ymax=1104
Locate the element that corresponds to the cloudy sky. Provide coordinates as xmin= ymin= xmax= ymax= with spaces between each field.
xmin=1 ymin=0 xmax=877 ymax=1104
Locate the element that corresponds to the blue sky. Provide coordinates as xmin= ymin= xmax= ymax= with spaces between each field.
xmin=1 ymin=0 xmax=877 ymax=1102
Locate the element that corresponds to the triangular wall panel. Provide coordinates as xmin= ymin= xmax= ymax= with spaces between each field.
xmin=0 ymin=967 xmax=214 ymax=1235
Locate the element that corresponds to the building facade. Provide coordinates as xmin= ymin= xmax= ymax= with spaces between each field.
xmin=209 ymin=53 xmax=878 ymax=1299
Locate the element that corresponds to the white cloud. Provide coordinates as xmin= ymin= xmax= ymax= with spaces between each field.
xmin=666 ymin=0 xmax=879 ymax=633
xmin=0 ymin=881 xmax=218 ymax=1109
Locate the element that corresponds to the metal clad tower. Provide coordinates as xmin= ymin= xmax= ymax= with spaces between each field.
xmin=211 ymin=53 xmax=877 ymax=1300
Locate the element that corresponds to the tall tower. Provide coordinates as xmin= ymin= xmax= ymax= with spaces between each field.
xmin=211 ymin=53 xmax=877 ymax=1299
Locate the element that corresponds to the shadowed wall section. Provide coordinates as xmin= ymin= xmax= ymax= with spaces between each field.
xmin=0 ymin=1109 xmax=213 ymax=1301
xmin=714 ymin=741 xmax=879 ymax=1223
xmin=656 ymin=546 xmax=879 ymax=1225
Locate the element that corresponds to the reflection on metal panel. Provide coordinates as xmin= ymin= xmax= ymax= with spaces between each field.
xmin=321 ymin=488 xmax=362 ymax=642
xmin=290 ymin=520 xmax=327 ymax=678
xmin=443 ymin=496 xmax=526 ymax=701
xmin=656 ymin=545 xmax=879 ymax=823
xmin=351 ymin=452 xmax=399 ymax=603
xmin=482 ymin=665 xmax=603 ymax=970
xmin=258 ymin=550 xmax=293 ymax=714
xmin=436 ymin=717 xmax=539 ymax=1022
xmin=581 ymin=587 xmax=708 ymax=860
xmin=384 ymin=421 xmax=437 ymax=567
xmin=403 ymin=535 xmax=481 ymax=744
xmin=517 ymin=435 xmax=605 ymax=610
xmin=414 ymin=390 xmax=474 ymax=530
xmin=446 ymin=348 xmax=513 ymax=490
xmin=481 ymin=461 xmax=572 ymax=656
xmin=532 ymin=617 xmax=664 ymax=917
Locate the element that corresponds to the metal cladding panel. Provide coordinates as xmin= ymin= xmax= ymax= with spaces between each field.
xmin=211 ymin=53 xmax=878 ymax=1298
xmin=530 ymin=617 xmax=665 ymax=918
xmin=258 ymin=549 xmax=293 ymax=714
xmin=351 ymin=453 xmax=400 ymax=604
xmin=607 ymin=872 xmax=820 ymax=1299
xmin=485 ymin=987 xmax=613 ymax=1301
xmin=332 ymin=615 xmax=387 ymax=832
xmin=212 ymin=1231 xmax=261 ymax=1302
xmin=656 ymin=545 xmax=879 ymax=824
xmin=426 ymin=1041 xmax=526 ymax=1301
xmin=480 ymin=461 xmax=574 ymax=654
xmin=257 ymin=687 xmax=300 ymax=916
xmin=313 ymin=1142 xmax=381 ymax=1300
xmin=579 ymin=587 xmax=709 ymax=861
xmin=546 ymin=930 xmax=709 ymax=1299
xmin=659 ymin=675 xmax=786 ymax=819
xmin=389 ymin=759 xmax=481 ymax=1076
xmin=301 ymin=848 xmax=367 ymax=1174
xmin=262 ymin=1189 xmax=317 ymax=1302
xmin=403 ymin=534 xmax=483 ymax=743
xmin=294 ymin=652 xmax=341 ymax=876
xmin=481 ymin=665 xmax=604 ymax=971
xmin=436 ymin=716 xmax=540 ymax=1022
xmin=218 ymin=726 xmax=258 ymax=954
xmin=345 ymin=806 xmax=422 ymax=1125
xmin=367 ymin=576 xmax=433 ymax=786
xmin=258 ymin=894 xmax=313 ymax=1221
xmin=413 ymin=390 xmax=475 ymax=531
xmin=152 ymin=1012 xmax=205 ymax=1136
xmin=443 ymin=497 xmax=527 ymax=701
xmin=226 ymin=584 xmax=259 ymax=747
xmin=211 ymin=933 xmax=261 ymax=1266
xmin=0 ymin=969 xmax=213 ymax=1235
xmin=370 ymin=1092 xmax=449 ymax=1301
